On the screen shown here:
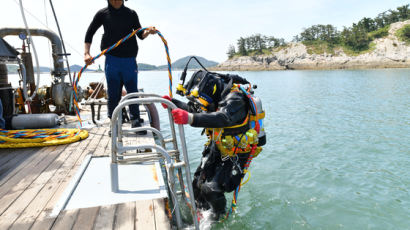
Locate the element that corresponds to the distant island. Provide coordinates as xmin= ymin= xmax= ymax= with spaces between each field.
xmin=215 ymin=4 xmax=410 ymax=71
xmin=6 ymin=64 xmax=97 ymax=74
xmin=6 ymin=56 xmax=218 ymax=73
xmin=139 ymin=56 xmax=218 ymax=71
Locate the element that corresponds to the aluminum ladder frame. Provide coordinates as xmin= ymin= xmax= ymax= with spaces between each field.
xmin=110 ymin=93 xmax=199 ymax=230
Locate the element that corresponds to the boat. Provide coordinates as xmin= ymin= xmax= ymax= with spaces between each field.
xmin=0 ymin=1 xmax=199 ymax=229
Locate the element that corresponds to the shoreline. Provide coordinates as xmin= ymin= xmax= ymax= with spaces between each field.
xmin=211 ymin=63 xmax=410 ymax=71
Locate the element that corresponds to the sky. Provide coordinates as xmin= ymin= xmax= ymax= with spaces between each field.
xmin=0 ymin=0 xmax=409 ymax=68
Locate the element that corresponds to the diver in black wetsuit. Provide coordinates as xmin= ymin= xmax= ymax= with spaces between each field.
xmin=163 ymin=68 xmax=264 ymax=219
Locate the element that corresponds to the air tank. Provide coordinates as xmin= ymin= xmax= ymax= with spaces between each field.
xmin=11 ymin=113 xmax=61 ymax=129
xmin=252 ymin=96 xmax=266 ymax=146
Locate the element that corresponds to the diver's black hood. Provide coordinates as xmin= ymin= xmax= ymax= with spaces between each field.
xmin=107 ymin=0 xmax=125 ymax=11
xmin=185 ymin=70 xmax=226 ymax=105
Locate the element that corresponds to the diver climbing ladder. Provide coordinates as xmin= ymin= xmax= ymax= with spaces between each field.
xmin=110 ymin=93 xmax=199 ymax=230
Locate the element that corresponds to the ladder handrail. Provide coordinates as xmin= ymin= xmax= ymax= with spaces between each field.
xmin=110 ymin=94 xmax=199 ymax=230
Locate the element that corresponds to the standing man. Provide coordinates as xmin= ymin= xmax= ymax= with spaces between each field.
xmin=84 ymin=0 xmax=156 ymax=133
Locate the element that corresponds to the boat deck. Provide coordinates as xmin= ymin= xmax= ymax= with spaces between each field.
xmin=0 ymin=112 xmax=171 ymax=229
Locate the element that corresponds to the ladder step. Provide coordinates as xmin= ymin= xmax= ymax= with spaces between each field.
xmin=172 ymin=161 xmax=186 ymax=168
xmin=167 ymin=150 xmax=179 ymax=155
xmin=164 ymin=138 xmax=174 ymax=143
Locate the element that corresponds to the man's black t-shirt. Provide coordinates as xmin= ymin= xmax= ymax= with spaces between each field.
xmin=85 ymin=4 xmax=144 ymax=58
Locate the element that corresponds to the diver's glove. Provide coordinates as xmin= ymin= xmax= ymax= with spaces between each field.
xmin=171 ymin=108 xmax=193 ymax=125
xmin=161 ymin=95 xmax=172 ymax=109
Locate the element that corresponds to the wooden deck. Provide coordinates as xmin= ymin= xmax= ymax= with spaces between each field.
xmin=0 ymin=115 xmax=171 ymax=230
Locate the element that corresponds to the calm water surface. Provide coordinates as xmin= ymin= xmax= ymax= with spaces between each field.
xmin=14 ymin=68 xmax=410 ymax=229
xmin=143 ymin=69 xmax=410 ymax=230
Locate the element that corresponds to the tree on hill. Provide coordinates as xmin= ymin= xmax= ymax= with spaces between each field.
xmin=357 ymin=17 xmax=377 ymax=32
xmin=229 ymin=34 xmax=287 ymax=58
xmin=300 ymin=24 xmax=340 ymax=44
xmin=341 ymin=24 xmax=370 ymax=51
xmin=397 ymin=5 xmax=409 ymax=20
xmin=227 ymin=45 xmax=236 ymax=59
xmin=237 ymin=37 xmax=247 ymax=56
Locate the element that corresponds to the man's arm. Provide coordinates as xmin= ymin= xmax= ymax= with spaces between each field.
xmin=84 ymin=43 xmax=93 ymax=65
xmin=84 ymin=11 xmax=103 ymax=64
xmin=133 ymin=11 xmax=156 ymax=39
xmin=191 ymin=92 xmax=249 ymax=128
xmin=141 ymin=27 xmax=157 ymax=39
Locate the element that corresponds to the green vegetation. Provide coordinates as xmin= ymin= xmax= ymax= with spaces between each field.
xmin=396 ymin=24 xmax=410 ymax=44
xmin=303 ymin=40 xmax=336 ymax=55
xmin=227 ymin=4 xmax=410 ymax=58
xmin=368 ymin=26 xmax=390 ymax=40
xmin=227 ymin=34 xmax=287 ymax=58
xmin=342 ymin=42 xmax=377 ymax=56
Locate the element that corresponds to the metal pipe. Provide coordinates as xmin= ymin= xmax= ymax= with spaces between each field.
xmin=0 ymin=27 xmax=67 ymax=79
xmin=48 ymin=0 xmax=73 ymax=86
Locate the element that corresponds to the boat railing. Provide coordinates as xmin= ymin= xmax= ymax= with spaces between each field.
xmin=110 ymin=93 xmax=199 ymax=230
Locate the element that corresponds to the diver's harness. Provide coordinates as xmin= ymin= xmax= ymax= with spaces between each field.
xmin=205 ymin=84 xmax=265 ymax=161
xmin=176 ymin=57 xmax=266 ymax=161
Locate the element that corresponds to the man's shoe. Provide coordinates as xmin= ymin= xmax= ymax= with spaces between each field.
xmin=131 ymin=119 xmax=147 ymax=135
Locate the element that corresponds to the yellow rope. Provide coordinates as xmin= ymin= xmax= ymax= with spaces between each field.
xmin=0 ymin=129 xmax=88 ymax=148
xmin=240 ymin=170 xmax=251 ymax=186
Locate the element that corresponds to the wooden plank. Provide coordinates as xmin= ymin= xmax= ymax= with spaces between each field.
xmin=72 ymin=207 xmax=99 ymax=230
xmin=135 ymin=200 xmax=155 ymax=230
xmin=50 ymin=209 xmax=79 ymax=230
xmin=153 ymin=199 xmax=171 ymax=230
xmin=8 ymin=127 xmax=102 ymax=230
xmin=93 ymin=204 xmax=116 ymax=230
xmin=0 ymin=148 xmax=41 ymax=184
xmin=93 ymin=128 xmax=111 ymax=157
xmin=0 ymin=145 xmax=66 ymax=229
xmin=114 ymin=202 xmax=135 ymax=230
xmin=0 ymin=150 xmax=15 ymax=166
xmin=29 ymin=127 xmax=106 ymax=230
xmin=0 ymin=146 xmax=53 ymax=194
xmin=0 ymin=149 xmax=36 ymax=182
xmin=0 ymin=146 xmax=60 ymax=217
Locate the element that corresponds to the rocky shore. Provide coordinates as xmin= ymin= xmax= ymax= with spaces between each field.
xmin=216 ymin=20 xmax=410 ymax=71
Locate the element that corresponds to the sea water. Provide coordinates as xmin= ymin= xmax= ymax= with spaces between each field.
xmin=143 ymin=69 xmax=410 ymax=230
xmin=11 ymin=68 xmax=410 ymax=229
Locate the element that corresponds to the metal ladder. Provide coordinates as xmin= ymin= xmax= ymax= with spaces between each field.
xmin=110 ymin=93 xmax=199 ymax=230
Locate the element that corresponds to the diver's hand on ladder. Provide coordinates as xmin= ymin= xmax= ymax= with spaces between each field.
xmin=172 ymin=108 xmax=189 ymax=125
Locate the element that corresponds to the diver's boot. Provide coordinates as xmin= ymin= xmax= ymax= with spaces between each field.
xmin=209 ymin=196 xmax=226 ymax=220
xmin=201 ymin=181 xmax=226 ymax=220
